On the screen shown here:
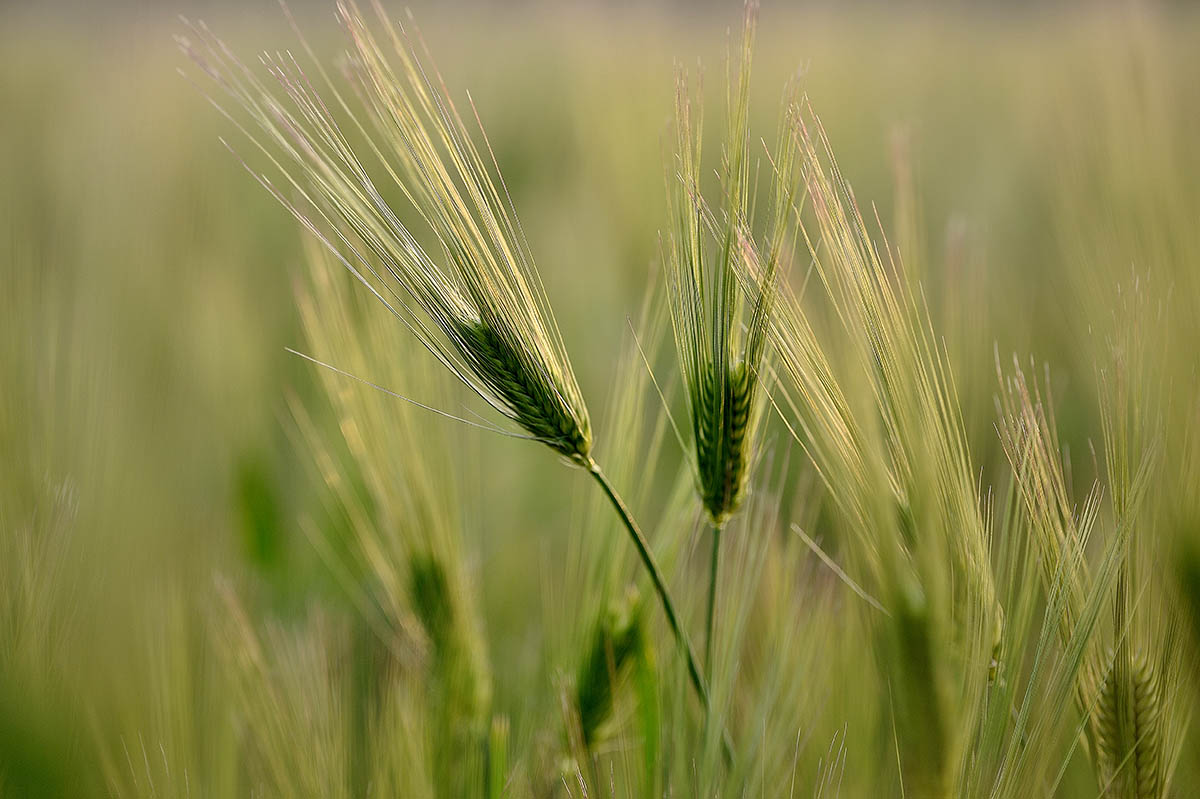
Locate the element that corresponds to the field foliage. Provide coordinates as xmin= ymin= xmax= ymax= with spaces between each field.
xmin=2 ymin=3 xmax=1199 ymax=796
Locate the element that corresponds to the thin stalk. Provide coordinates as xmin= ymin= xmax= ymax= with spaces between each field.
xmin=703 ymin=520 xmax=724 ymax=769
xmin=705 ymin=521 xmax=723 ymax=674
xmin=585 ymin=458 xmax=734 ymax=763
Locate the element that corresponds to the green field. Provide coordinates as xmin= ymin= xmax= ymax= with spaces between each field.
xmin=3 ymin=2 xmax=1199 ymax=796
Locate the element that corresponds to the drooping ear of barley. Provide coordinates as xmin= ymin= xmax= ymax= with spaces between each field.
xmin=451 ymin=317 xmax=591 ymax=461
xmin=180 ymin=0 xmax=714 ymax=734
xmin=179 ymin=0 xmax=591 ymax=465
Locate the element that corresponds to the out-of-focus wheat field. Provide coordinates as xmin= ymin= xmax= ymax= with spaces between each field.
xmin=3 ymin=1 xmax=1199 ymax=796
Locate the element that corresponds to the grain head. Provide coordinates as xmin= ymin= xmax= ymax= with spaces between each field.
xmin=665 ymin=2 xmax=784 ymax=527
xmin=178 ymin=0 xmax=591 ymax=464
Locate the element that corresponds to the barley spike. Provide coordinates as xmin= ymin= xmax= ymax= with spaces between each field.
xmin=453 ymin=319 xmax=591 ymax=462
xmin=1095 ymin=648 xmax=1163 ymax=798
xmin=696 ymin=360 xmax=753 ymax=524
xmin=576 ymin=597 xmax=644 ymax=748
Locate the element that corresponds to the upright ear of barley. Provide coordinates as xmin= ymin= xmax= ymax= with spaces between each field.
xmin=409 ymin=552 xmax=491 ymax=732
xmin=998 ymin=342 xmax=1186 ymax=799
xmin=666 ymin=3 xmax=792 ymax=689
xmin=666 ymin=3 xmax=780 ymax=529
xmin=1094 ymin=645 xmax=1163 ymax=799
xmin=409 ymin=551 xmax=497 ymax=795
xmin=1093 ymin=561 xmax=1168 ymax=799
xmin=1089 ymin=283 xmax=1184 ymax=799
xmin=693 ymin=362 xmax=752 ymax=520
xmin=293 ymin=239 xmax=494 ymax=795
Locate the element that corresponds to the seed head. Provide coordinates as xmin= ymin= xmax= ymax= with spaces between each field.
xmin=694 ymin=362 xmax=753 ymax=525
xmin=665 ymin=5 xmax=782 ymax=525
xmin=178 ymin=0 xmax=590 ymax=462
xmin=409 ymin=551 xmax=492 ymax=748
xmin=576 ymin=593 xmax=645 ymax=749
xmin=1094 ymin=647 xmax=1163 ymax=799
xmin=452 ymin=317 xmax=591 ymax=462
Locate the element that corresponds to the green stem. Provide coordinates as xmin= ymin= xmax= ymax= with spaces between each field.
xmin=586 ymin=458 xmax=733 ymax=763
xmin=704 ymin=521 xmax=723 ymax=675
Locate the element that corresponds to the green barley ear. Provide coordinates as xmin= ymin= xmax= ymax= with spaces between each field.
xmin=694 ymin=361 xmax=754 ymax=525
xmin=665 ymin=1 xmax=794 ymax=684
xmin=734 ymin=96 xmax=1004 ymax=792
xmin=451 ymin=318 xmax=590 ymax=462
xmin=1094 ymin=646 xmax=1163 ymax=798
xmin=409 ymin=552 xmax=454 ymax=661
xmin=576 ymin=591 xmax=645 ymax=749
xmin=409 ymin=552 xmax=491 ymax=729
xmin=666 ymin=2 xmax=784 ymax=528
xmin=999 ymin=282 xmax=1190 ymax=799
xmin=294 ymin=235 xmax=494 ymax=698
xmin=410 ymin=551 xmax=493 ymax=796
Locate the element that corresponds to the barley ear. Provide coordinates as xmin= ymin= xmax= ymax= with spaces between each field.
xmin=695 ymin=361 xmax=754 ymax=525
xmin=451 ymin=318 xmax=591 ymax=462
xmin=665 ymin=2 xmax=774 ymax=529
xmin=1094 ymin=647 xmax=1163 ymax=798
xmin=576 ymin=592 xmax=646 ymax=749
xmin=410 ymin=551 xmax=493 ymax=780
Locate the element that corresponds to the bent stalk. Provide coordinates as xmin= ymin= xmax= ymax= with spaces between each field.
xmin=586 ymin=458 xmax=733 ymax=762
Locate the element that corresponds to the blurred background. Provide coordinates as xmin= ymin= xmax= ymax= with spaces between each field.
xmin=2 ymin=0 xmax=1198 ymax=795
